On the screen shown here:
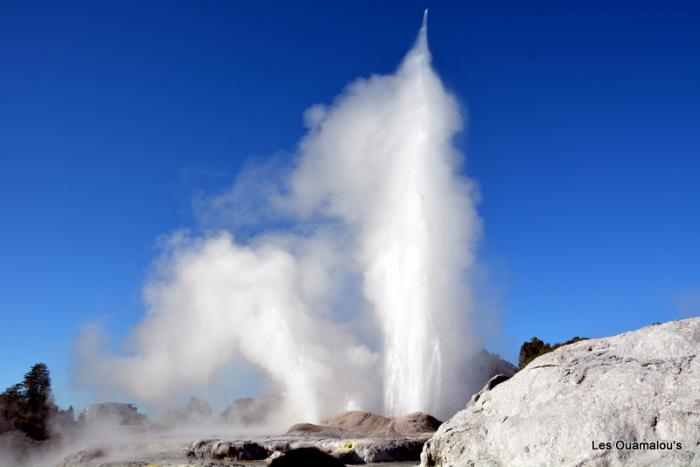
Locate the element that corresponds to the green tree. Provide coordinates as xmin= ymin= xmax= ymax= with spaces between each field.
xmin=20 ymin=363 xmax=54 ymax=439
xmin=518 ymin=336 xmax=588 ymax=370
xmin=0 ymin=363 xmax=57 ymax=440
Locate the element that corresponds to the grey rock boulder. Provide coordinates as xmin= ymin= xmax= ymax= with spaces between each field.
xmin=421 ymin=318 xmax=700 ymax=467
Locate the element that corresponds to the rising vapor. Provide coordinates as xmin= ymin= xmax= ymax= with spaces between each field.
xmin=77 ymin=11 xmax=482 ymax=423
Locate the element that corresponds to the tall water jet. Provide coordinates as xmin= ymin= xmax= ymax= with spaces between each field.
xmin=290 ymin=10 xmax=480 ymax=417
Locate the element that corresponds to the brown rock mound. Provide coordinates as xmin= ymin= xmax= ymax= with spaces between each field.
xmin=288 ymin=410 xmax=441 ymax=437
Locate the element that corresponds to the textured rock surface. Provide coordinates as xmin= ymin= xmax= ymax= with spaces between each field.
xmin=187 ymin=438 xmax=271 ymax=460
xmin=422 ymin=318 xmax=700 ymax=467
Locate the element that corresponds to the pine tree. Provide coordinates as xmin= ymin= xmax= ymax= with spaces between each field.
xmin=0 ymin=363 xmax=56 ymax=440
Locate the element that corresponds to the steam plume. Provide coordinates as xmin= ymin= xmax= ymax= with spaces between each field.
xmin=77 ymin=12 xmax=481 ymax=423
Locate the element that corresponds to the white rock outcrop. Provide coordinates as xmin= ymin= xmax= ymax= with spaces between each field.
xmin=421 ymin=318 xmax=700 ymax=467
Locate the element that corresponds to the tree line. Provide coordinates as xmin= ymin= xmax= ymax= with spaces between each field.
xmin=0 ymin=363 xmax=75 ymax=441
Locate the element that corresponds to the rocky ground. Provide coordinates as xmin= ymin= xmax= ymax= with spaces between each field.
xmin=57 ymin=411 xmax=439 ymax=466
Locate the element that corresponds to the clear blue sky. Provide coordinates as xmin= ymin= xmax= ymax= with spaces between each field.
xmin=1 ymin=0 xmax=698 ymax=409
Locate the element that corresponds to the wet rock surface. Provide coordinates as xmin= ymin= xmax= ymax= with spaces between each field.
xmin=422 ymin=318 xmax=700 ymax=467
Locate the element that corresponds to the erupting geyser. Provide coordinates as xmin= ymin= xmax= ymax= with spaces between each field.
xmin=77 ymin=11 xmax=481 ymax=423
xmin=363 ymin=11 xmax=478 ymax=416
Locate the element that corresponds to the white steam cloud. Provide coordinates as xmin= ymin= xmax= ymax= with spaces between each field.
xmin=77 ymin=12 xmax=482 ymax=424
